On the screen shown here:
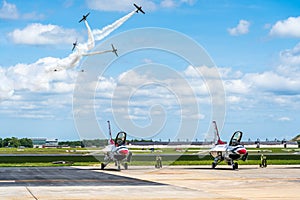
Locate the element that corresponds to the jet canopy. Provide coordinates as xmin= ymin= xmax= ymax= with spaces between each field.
xmin=115 ymin=131 xmax=126 ymax=146
xmin=229 ymin=131 xmax=243 ymax=146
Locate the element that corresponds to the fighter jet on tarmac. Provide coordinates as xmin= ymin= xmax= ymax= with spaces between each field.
xmin=134 ymin=3 xmax=145 ymax=14
xmin=209 ymin=121 xmax=248 ymax=170
xmin=79 ymin=12 xmax=90 ymax=23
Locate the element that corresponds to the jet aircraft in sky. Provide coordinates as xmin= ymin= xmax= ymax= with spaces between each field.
xmin=79 ymin=12 xmax=90 ymax=23
xmin=134 ymin=3 xmax=145 ymax=14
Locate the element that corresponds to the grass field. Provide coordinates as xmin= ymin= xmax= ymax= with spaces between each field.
xmin=0 ymin=147 xmax=299 ymax=154
xmin=0 ymin=154 xmax=299 ymax=167
xmin=0 ymin=147 xmax=299 ymax=167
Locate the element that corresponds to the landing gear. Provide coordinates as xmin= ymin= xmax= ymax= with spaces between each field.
xmin=101 ymin=163 xmax=106 ymax=170
xmin=124 ymin=163 xmax=128 ymax=170
xmin=127 ymin=152 xmax=132 ymax=162
xmin=232 ymin=162 xmax=238 ymax=170
xmin=212 ymin=162 xmax=216 ymax=169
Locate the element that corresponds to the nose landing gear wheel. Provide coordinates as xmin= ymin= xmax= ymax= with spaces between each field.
xmin=232 ymin=162 xmax=238 ymax=170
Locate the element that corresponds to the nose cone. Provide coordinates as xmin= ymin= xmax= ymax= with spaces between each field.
xmin=237 ymin=148 xmax=247 ymax=155
xmin=119 ymin=149 xmax=129 ymax=155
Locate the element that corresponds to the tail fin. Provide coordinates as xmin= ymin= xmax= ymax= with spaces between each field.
xmin=212 ymin=121 xmax=225 ymax=145
xmin=107 ymin=120 xmax=114 ymax=145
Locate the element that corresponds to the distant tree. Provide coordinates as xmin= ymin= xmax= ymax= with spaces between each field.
xmin=0 ymin=138 xmax=2 ymax=148
xmin=3 ymin=138 xmax=11 ymax=147
xmin=9 ymin=137 xmax=20 ymax=148
xmin=19 ymin=138 xmax=33 ymax=148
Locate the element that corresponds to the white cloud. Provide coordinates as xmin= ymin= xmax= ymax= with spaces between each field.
xmin=161 ymin=0 xmax=177 ymax=8
xmin=0 ymin=68 xmax=14 ymax=99
xmin=0 ymin=0 xmax=19 ymax=19
xmin=270 ymin=16 xmax=300 ymax=38
xmin=280 ymin=42 xmax=300 ymax=66
xmin=228 ymin=20 xmax=250 ymax=36
xmin=86 ymin=0 xmax=157 ymax=12
xmin=277 ymin=117 xmax=291 ymax=122
xmin=160 ymin=0 xmax=196 ymax=8
xmin=86 ymin=0 xmax=195 ymax=12
xmin=0 ymin=1 xmax=43 ymax=20
xmin=8 ymin=23 xmax=80 ymax=45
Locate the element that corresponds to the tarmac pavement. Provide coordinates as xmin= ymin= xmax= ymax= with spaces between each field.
xmin=0 ymin=165 xmax=299 ymax=199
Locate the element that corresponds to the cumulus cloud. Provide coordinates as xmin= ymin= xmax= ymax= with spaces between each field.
xmin=160 ymin=0 xmax=196 ymax=8
xmin=270 ymin=16 xmax=300 ymax=38
xmin=86 ymin=0 xmax=195 ymax=12
xmin=8 ymin=23 xmax=80 ymax=45
xmin=279 ymin=42 xmax=300 ymax=66
xmin=228 ymin=20 xmax=250 ymax=36
xmin=86 ymin=0 xmax=157 ymax=12
xmin=0 ymin=0 xmax=19 ymax=19
xmin=0 ymin=1 xmax=43 ymax=20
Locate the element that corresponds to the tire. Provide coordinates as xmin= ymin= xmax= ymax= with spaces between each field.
xmin=234 ymin=162 xmax=238 ymax=170
xmin=212 ymin=162 xmax=216 ymax=169
xmin=101 ymin=163 xmax=105 ymax=170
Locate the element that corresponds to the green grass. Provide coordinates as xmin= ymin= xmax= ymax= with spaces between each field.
xmin=0 ymin=159 xmax=299 ymax=167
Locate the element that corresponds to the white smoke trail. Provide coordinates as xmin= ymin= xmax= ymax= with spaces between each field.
xmin=77 ymin=20 xmax=95 ymax=52
xmin=93 ymin=11 xmax=135 ymax=41
xmin=48 ymin=11 xmax=135 ymax=72
xmin=82 ymin=50 xmax=112 ymax=56
xmin=48 ymin=20 xmax=95 ymax=72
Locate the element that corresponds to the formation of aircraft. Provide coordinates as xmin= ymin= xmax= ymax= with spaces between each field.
xmin=79 ymin=12 xmax=90 ymax=23
xmin=134 ymin=3 xmax=145 ymax=14
xmin=209 ymin=121 xmax=248 ymax=170
xmin=100 ymin=121 xmax=132 ymax=170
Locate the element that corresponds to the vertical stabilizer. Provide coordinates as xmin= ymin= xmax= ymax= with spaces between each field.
xmin=107 ymin=120 xmax=114 ymax=145
xmin=212 ymin=121 xmax=225 ymax=145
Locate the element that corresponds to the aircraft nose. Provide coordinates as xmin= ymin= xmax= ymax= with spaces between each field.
xmin=119 ymin=149 xmax=129 ymax=155
xmin=237 ymin=148 xmax=247 ymax=155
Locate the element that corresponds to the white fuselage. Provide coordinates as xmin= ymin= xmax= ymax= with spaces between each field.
xmin=210 ymin=144 xmax=247 ymax=162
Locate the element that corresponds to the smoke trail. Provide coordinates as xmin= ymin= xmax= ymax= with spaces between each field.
xmin=93 ymin=11 xmax=135 ymax=41
xmin=47 ymin=11 xmax=135 ymax=72
xmin=82 ymin=50 xmax=112 ymax=56
xmin=77 ymin=20 xmax=95 ymax=51
xmin=49 ymin=20 xmax=95 ymax=72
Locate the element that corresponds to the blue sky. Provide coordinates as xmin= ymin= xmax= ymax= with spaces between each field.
xmin=0 ymin=0 xmax=300 ymax=142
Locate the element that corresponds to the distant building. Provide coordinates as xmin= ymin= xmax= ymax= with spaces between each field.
xmin=31 ymin=138 xmax=59 ymax=148
xmin=32 ymin=138 xmax=47 ymax=148
xmin=45 ymin=139 xmax=59 ymax=148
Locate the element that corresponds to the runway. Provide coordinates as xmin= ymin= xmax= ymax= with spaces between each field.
xmin=0 ymin=165 xmax=299 ymax=199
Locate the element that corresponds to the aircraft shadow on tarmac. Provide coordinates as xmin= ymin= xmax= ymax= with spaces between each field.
xmin=184 ymin=167 xmax=255 ymax=170
xmin=0 ymin=167 xmax=164 ymax=187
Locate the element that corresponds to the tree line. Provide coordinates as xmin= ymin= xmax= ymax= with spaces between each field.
xmin=0 ymin=137 xmax=33 ymax=148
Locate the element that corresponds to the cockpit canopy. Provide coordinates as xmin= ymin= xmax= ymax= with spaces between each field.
xmin=229 ymin=131 xmax=243 ymax=146
xmin=115 ymin=131 xmax=126 ymax=146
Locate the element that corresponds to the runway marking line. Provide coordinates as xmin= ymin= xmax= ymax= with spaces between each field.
xmin=0 ymin=180 xmax=15 ymax=183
